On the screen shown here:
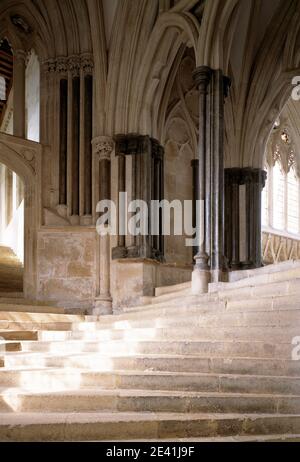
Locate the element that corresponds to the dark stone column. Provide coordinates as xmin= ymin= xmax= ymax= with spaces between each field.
xmin=225 ymin=168 xmax=267 ymax=269
xmin=71 ymin=76 xmax=80 ymax=216
xmin=92 ymin=136 xmax=114 ymax=314
xmin=191 ymin=67 xmax=230 ymax=292
xmin=59 ymin=79 xmax=68 ymax=206
xmin=192 ymin=66 xmax=212 ymax=277
xmin=209 ymin=71 xmax=230 ymax=280
xmin=84 ymin=74 xmax=93 ymax=216
xmin=112 ymin=134 xmax=164 ymax=261
xmin=191 ymin=159 xmax=199 ymax=261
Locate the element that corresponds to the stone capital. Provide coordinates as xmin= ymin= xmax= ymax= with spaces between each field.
xmin=14 ymin=49 xmax=27 ymax=63
xmin=193 ymin=66 xmax=212 ymax=93
xmin=92 ymin=136 xmax=114 ymax=161
xmin=81 ymin=53 xmax=94 ymax=75
xmin=68 ymin=55 xmax=81 ymax=77
xmin=56 ymin=57 xmax=68 ymax=75
xmin=42 ymin=58 xmax=57 ymax=74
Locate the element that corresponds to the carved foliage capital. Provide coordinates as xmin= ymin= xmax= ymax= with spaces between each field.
xmin=92 ymin=136 xmax=114 ymax=161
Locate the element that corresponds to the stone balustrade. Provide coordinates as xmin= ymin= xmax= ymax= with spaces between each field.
xmin=262 ymin=228 xmax=300 ymax=265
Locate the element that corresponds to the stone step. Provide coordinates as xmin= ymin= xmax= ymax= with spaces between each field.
xmin=0 ymin=342 xmax=21 ymax=352
xmin=0 ymin=330 xmax=38 ymax=341
xmin=0 ymin=412 xmax=300 ymax=441
xmin=0 ymin=292 xmax=24 ymax=298
xmin=103 ymin=299 xmax=300 ymax=326
xmin=1 ymin=353 xmax=300 ymax=376
xmin=0 ymin=369 xmax=299 ymax=395
xmin=0 ymin=388 xmax=300 ymax=414
xmin=213 ymin=278 xmax=300 ymax=301
xmin=155 ymin=281 xmax=191 ymax=297
xmin=0 ymin=321 xmax=74 ymax=331
xmin=123 ymin=294 xmax=217 ymax=314
xmin=229 ymin=259 xmax=300 ymax=282
xmin=15 ymin=339 xmax=295 ymax=359
xmin=0 ymin=303 xmax=66 ymax=314
xmin=106 ymin=434 xmax=300 ymax=442
xmin=117 ymin=294 xmax=300 ymax=321
xmin=226 ymin=294 xmax=300 ymax=312
xmin=88 ymin=310 xmax=300 ymax=329
xmin=38 ymin=325 xmax=300 ymax=343
xmin=0 ymin=311 xmax=84 ymax=322
xmin=216 ymin=264 xmax=300 ymax=290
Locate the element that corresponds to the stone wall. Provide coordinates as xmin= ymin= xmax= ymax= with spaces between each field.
xmin=111 ymin=259 xmax=192 ymax=310
xmin=37 ymin=230 xmax=97 ymax=308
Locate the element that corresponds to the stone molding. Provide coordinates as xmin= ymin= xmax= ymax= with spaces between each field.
xmin=225 ymin=167 xmax=267 ymax=189
xmin=192 ymin=66 xmax=212 ymax=94
xmin=43 ymin=54 xmax=94 ymax=76
xmin=114 ymin=134 xmax=164 ymax=159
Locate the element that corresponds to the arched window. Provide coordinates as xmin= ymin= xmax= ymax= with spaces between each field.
xmin=25 ymin=50 xmax=40 ymax=142
xmin=263 ymin=123 xmax=300 ymax=237
xmin=273 ymin=161 xmax=285 ymax=231
xmin=287 ymin=167 xmax=299 ymax=234
xmin=262 ymin=164 xmax=269 ymax=227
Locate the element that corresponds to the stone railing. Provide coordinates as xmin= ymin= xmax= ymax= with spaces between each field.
xmin=262 ymin=228 xmax=300 ymax=264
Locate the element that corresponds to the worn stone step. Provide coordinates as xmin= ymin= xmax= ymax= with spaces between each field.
xmin=38 ymin=325 xmax=300 ymax=343
xmin=0 ymin=342 xmax=21 ymax=352
xmin=0 ymin=330 xmax=38 ymax=341
xmin=155 ymin=281 xmax=191 ymax=297
xmin=0 ymin=321 xmax=74 ymax=331
xmin=226 ymin=295 xmax=300 ymax=312
xmin=229 ymin=260 xmax=300 ymax=282
xmin=1 ymin=353 xmax=300 ymax=376
xmin=0 ymin=369 xmax=299 ymax=395
xmin=82 ymin=310 xmax=300 ymax=330
xmin=213 ymin=278 xmax=300 ymax=301
xmin=17 ymin=339 xmax=294 ymax=359
xmin=0 ymin=412 xmax=300 ymax=441
xmin=0 ymin=311 xmax=84 ymax=322
xmin=0 ymin=388 xmax=300 ymax=414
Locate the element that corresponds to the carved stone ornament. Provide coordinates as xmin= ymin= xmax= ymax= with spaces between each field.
xmin=92 ymin=136 xmax=114 ymax=161
xmin=81 ymin=53 xmax=94 ymax=75
xmin=68 ymin=55 xmax=81 ymax=77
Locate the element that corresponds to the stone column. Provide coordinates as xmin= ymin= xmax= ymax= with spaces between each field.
xmin=113 ymin=134 xmax=164 ymax=261
xmin=13 ymin=50 xmax=26 ymax=138
xmin=191 ymin=66 xmax=212 ymax=294
xmin=225 ymin=168 xmax=267 ymax=269
xmin=93 ymin=136 xmax=114 ymax=315
xmin=191 ymin=159 xmax=199 ymax=261
xmin=209 ymin=72 xmax=231 ymax=282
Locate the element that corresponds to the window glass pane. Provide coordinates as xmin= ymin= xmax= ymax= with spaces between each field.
xmin=287 ymin=168 xmax=299 ymax=234
xmin=273 ymin=162 xmax=285 ymax=230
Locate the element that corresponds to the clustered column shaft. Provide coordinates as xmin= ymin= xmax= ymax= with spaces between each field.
xmin=113 ymin=134 xmax=164 ymax=261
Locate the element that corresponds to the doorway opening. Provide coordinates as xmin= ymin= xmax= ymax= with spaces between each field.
xmin=0 ymin=162 xmax=24 ymax=293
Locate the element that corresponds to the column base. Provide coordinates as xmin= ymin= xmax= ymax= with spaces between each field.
xmin=93 ymin=296 xmax=113 ymax=315
xmin=191 ymin=267 xmax=211 ymax=294
xmin=210 ymin=269 xmax=228 ymax=283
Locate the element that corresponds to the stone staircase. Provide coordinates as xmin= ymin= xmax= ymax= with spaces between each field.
xmin=0 ymin=246 xmax=23 ymax=294
xmin=0 ymin=261 xmax=300 ymax=441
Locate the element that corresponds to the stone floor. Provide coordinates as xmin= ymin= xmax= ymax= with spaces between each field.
xmin=0 ymin=261 xmax=300 ymax=441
